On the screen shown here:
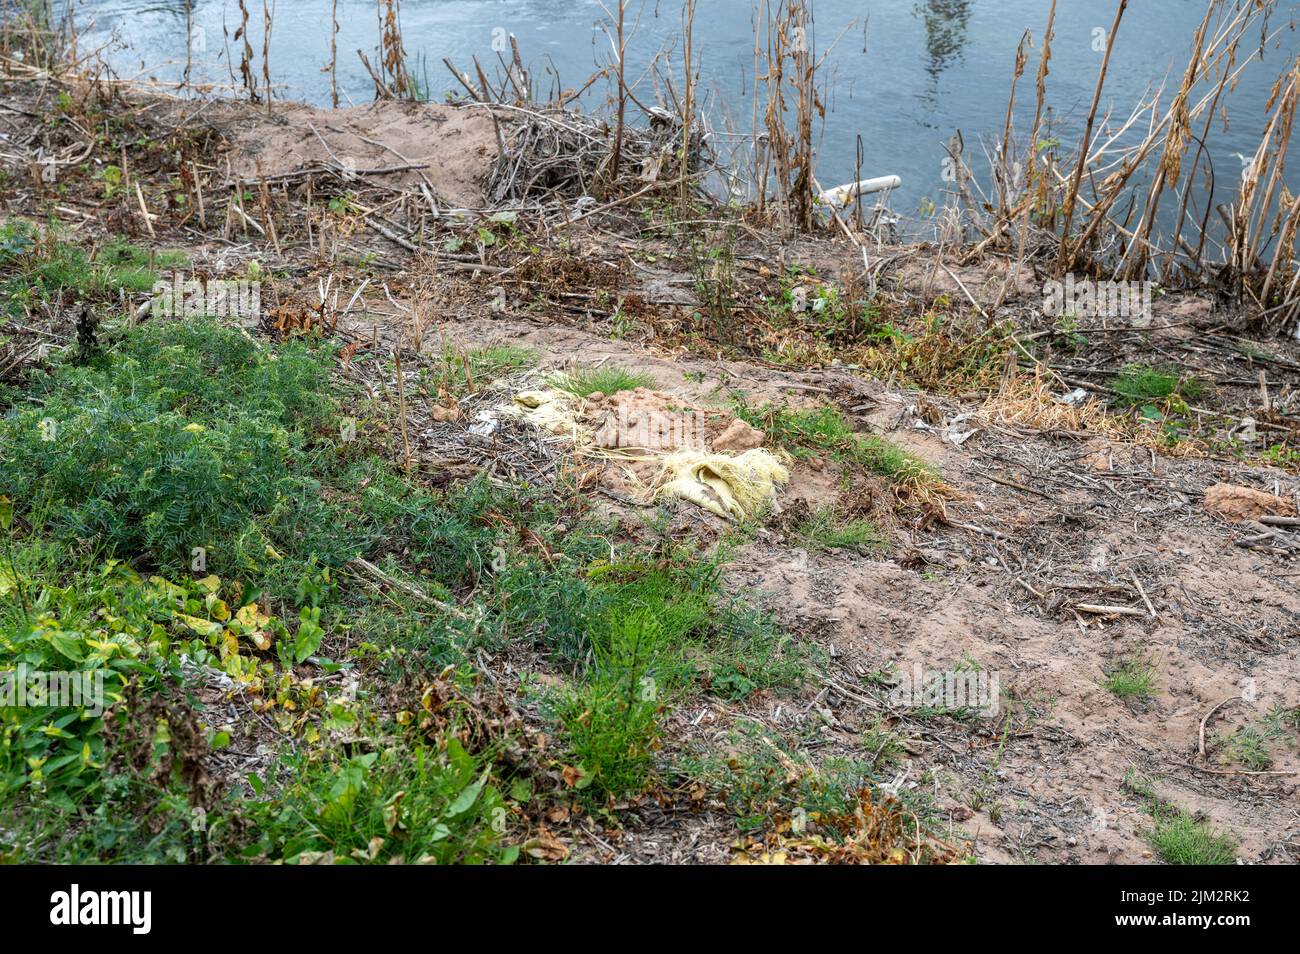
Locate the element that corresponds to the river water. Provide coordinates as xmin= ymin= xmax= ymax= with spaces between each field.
xmin=63 ymin=0 xmax=1300 ymax=222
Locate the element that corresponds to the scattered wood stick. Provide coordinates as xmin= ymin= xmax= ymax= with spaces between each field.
xmin=1236 ymin=520 xmax=1300 ymax=551
xmin=976 ymin=469 xmax=1058 ymax=501
xmin=1259 ymin=515 xmax=1300 ymax=527
xmin=134 ymin=181 xmax=156 ymax=238
xmin=1184 ymin=762 xmax=1299 ymax=778
xmin=1015 ymin=577 xmax=1047 ymax=600
xmin=347 ymin=557 xmax=470 ymax=619
xmin=1074 ymin=603 xmax=1147 ymax=617
xmin=947 ymin=521 xmax=1009 ymax=541
xmin=365 ymin=216 xmax=419 ymax=253
xmin=779 ymin=382 xmax=832 ymax=394
xmin=1129 ymin=571 xmax=1156 ymax=618
xmin=218 ymin=162 xmax=431 ymax=191
xmin=1198 ymin=695 xmax=1241 ymax=759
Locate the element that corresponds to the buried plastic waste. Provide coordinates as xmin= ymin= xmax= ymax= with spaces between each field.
xmin=654 ymin=448 xmax=788 ymax=521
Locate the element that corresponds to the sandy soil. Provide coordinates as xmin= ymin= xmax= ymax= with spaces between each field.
xmin=225 ymin=99 xmax=498 ymax=208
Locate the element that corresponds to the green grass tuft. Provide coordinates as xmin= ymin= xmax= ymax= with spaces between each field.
xmin=1145 ymin=813 xmax=1236 ymax=865
xmin=1212 ymin=709 xmax=1292 ymax=771
xmin=1112 ymin=363 xmax=1203 ymax=404
xmin=734 ymin=402 xmax=937 ymax=488
xmin=0 ymin=220 xmax=187 ymax=312
xmin=553 ymin=366 xmax=654 ymax=398
xmin=239 ymin=737 xmax=516 ymax=864
xmin=1103 ymin=658 xmax=1156 ymax=700
xmin=794 ymin=507 xmax=883 ymax=553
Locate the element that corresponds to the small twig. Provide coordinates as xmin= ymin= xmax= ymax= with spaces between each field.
xmin=1074 ymin=603 xmax=1147 ymax=617
xmin=365 ymin=216 xmax=419 ymax=252
xmin=134 ymin=181 xmax=156 ymax=238
xmin=347 ymin=557 xmax=470 ymax=619
xmin=1184 ymin=762 xmax=1298 ymax=778
xmin=1198 ymin=695 xmax=1241 ymax=760
xmin=1259 ymin=515 xmax=1300 ymax=527
xmin=1129 ymin=570 xmax=1156 ymax=618
xmin=946 ymin=521 xmax=1009 ymax=541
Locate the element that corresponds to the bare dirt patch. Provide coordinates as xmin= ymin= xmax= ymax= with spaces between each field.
xmin=227 ymin=100 xmax=498 ymax=207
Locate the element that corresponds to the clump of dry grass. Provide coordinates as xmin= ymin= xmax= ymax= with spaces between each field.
xmin=845 ymin=321 xmax=1015 ymax=395
xmin=732 ymin=789 xmax=963 ymax=865
xmin=982 ymin=370 xmax=1121 ymax=435
xmin=982 ymin=370 xmax=1208 ymax=459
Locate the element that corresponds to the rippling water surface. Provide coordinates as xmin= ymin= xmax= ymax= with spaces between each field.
xmin=68 ymin=0 xmax=1300 ymax=215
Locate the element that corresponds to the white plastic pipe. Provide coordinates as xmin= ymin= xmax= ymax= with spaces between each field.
xmin=818 ymin=175 xmax=902 ymax=208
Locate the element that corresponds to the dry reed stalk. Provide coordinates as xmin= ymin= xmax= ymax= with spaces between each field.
xmin=679 ymin=0 xmax=697 ymax=217
xmin=604 ymin=0 xmax=629 ymax=180
xmin=1117 ymin=2 xmax=1217 ymax=279
xmin=183 ymin=0 xmax=193 ymax=90
xmin=255 ymin=165 xmax=281 ymax=254
xmin=1062 ymin=2 xmax=1273 ymax=277
xmin=994 ymin=0 xmax=1056 ymax=308
xmin=261 ymin=0 xmax=275 ymax=111
xmin=377 ymin=0 xmax=414 ymax=99
xmin=757 ymin=0 xmax=818 ymax=231
xmin=751 ymin=1 xmax=767 ymax=213
xmin=1025 ymin=0 xmax=1056 ymax=218
xmin=329 ymin=0 xmax=339 ymax=108
xmin=1058 ymin=0 xmax=1127 ymax=272
xmin=1230 ymin=52 xmax=1300 ymax=311
xmin=1259 ymin=188 xmax=1300 ymax=311
xmin=996 ymin=31 xmax=1030 ymax=218
xmin=234 ymin=0 xmax=258 ymax=103
xmin=1166 ymin=7 xmax=1236 ymax=277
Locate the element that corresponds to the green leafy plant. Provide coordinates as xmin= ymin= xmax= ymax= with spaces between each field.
xmin=241 ymin=737 xmax=516 ymax=864
xmin=0 ymin=559 xmax=176 ymax=804
xmin=0 ymin=320 xmax=339 ymax=578
xmin=555 ymin=607 xmax=666 ymax=801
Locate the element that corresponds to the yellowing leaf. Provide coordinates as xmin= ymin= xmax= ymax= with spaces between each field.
xmin=176 ymin=614 xmax=222 ymax=637
xmin=205 ymin=595 xmax=230 ymax=621
xmin=149 ymin=576 xmax=187 ymax=600
xmin=235 ymin=603 xmax=270 ymax=628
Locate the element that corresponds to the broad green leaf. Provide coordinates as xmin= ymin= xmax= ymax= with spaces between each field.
xmin=445 ymin=769 xmax=489 ymax=819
